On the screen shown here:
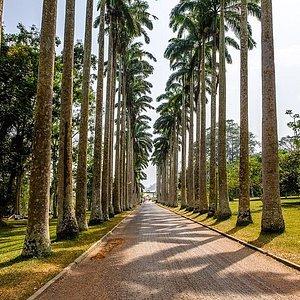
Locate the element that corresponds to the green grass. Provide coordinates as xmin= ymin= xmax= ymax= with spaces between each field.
xmin=0 ymin=211 xmax=131 ymax=300
xmin=170 ymin=198 xmax=300 ymax=265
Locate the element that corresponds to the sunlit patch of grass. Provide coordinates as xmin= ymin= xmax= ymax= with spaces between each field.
xmin=170 ymin=198 xmax=300 ymax=265
xmin=0 ymin=211 xmax=131 ymax=300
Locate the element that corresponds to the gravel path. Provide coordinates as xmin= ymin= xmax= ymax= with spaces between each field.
xmin=38 ymin=202 xmax=300 ymax=300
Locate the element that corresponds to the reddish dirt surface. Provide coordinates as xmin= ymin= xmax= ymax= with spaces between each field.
xmin=37 ymin=202 xmax=300 ymax=300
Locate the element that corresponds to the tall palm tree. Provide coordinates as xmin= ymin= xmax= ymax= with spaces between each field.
xmin=208 ymin=23 xmax=217 ymax=217
xmin=57 ymin=0 xmax=79 ymax=240
xmin=22 ymin=0 xmax=58 ymax=257
xmin=113 ymin=61 xmax=123 ymax=214
xmin=199 ymin=37 xmax=208 ymax=214
xmin=75 ymin=0 xmax=94 ymax=232
xmin=237 ymin=0 xmax=252 ymax=226
xmin=101 ymin=20 xmax=114 ymax=221
xmin=108 ymin=40 xmax=117 ymax=217
xmin=216 ymin=0 xmax=231 ymax=220
xmin=90 ymin=0 xmax=105 ymax=225
xmin=261 ymin=0 xmax=285 ymax=233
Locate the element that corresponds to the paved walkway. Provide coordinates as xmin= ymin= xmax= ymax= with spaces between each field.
xmin=38 ymin=202 xmax=300 ymax=300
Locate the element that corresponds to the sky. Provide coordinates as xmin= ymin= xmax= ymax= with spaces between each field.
xmin=3 ymin=0 xmax=300 ymax=188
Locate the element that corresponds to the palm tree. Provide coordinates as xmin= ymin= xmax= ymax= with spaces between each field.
xmin=216 ymin=0 xmax=232 ymax=220
xmin=108 ymin=39 xmax=117 ymax=217
xmin=113 ymin=61 xmax=123 ymax=214
xmin=75 ymin=0 xmax=94 ymax=232
xmin=208 ymin=23 xmax=217 ymax=217
xmin=199 ymin=37 xmax=208 ymax=214
xmin=261 ymin=0 xmax=285 ymax=233
xmin=101 ymin=16 xmax=114 ymax=220
xmin=22 ymin=0 xmax=58 ymax=257
xmin=89 ymin=0 xmax=105 ymax=225
xmin=237 ymin=0 xmax=252 ymax=226
xmin=57 ymin=0 xmax=79 ymax=240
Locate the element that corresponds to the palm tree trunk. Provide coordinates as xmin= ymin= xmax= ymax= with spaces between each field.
xmin=120 ymin=69 xmax=127 ymax=211
xmin=237 ymin=0 xmax=252 ymax=226
xmin=187 ymin=73 xmax=195 ymax=210
xmin=113 ymin=60 xmax=122 ymax=214
xmin=181 ymin=77 xmax=187 ymax=208
xmin=22 ymin=0 xmax=57 ymax=257
xmin=157 ymin=166 xmax=161 ymax=203
xmin=101 ymin=20 xmax=114 ymax=221
xmin=109 ymin=41 xmax=117 ymax=217
xmin=174 ymin=130 xmax=179 ymax=207
xmin=75 ymin=0 xmax=94 ymax=232
xmin=216 ymin=0 xmax=232 ymax=220
xmin=199 ymin=38 xmax=208 ymax=214
xmin=89 ymin=0 xmax=105 ymax=225
xmin=162 ymin=160 xmax=167 ymax=205
xmin=57 ymin=0 xmax=79 ymax=240
xmin=130 ymin=137 xmax=135 ymax=207
xmin=208 ymin=31 xmax=217 ymax=217
xmin=126 ymin=117 xmax=133 ymax=208
xmin=195 ymin=54 xmax=201 ymax=211
xmin=167 ymin=152 xmax=172 ymax=206
xmin=261 ymin=0 xmax=285 ymax=233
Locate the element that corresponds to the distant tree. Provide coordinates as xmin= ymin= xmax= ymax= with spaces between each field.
xmin=206 ymin=120 xmax=260 ymax=163
xmin=279 ymin=150 xmax=300 ymax=196
xmin=0 ymin=25 xmax=40 ymax=224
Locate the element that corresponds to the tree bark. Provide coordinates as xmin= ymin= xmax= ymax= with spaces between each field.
xmin=261 ymin=0 xmax=285 ymax=233
xmin=199 ymin=38 xmax=208 ymax=214
xmin=126 ymin=116 xmax=133 ymax=208
xmin=187 ymin=74 xmax=195 ymax=210
xmin=90 ymin=0 xmax=105 ymax=225
xmin=120 ymin=69 xmax=127 ymax=211
xmin=101 ymin=20 xmax=114 ymax=221
xmin=238 ymin=0 xmax=253 ymax=226
xmin=181 ymin=76 xmax=187 ymax=208
xmin=57 ymin=0 xmax=79 ymax=240
xmin=75 ymin=0 xmax=93 ymax=232
xmin=113 ymin=60 xmax=122 ymax=214
xmin=162 ymin=160 xmax=167 ymax=205
xmin=216 ymin=0 xmax=232 ymax=220
xmin=195 ymin=49 xmax=201 ymax=211
xmin=208 ymin=31 xmax=217 ymax=217
xmin=109 ymin=42 xmax=117 ymax=217
xmin=174 ymin=130 xmax=179 ymax=207
xmin=22 ymin=0 xmax=57 ymax=257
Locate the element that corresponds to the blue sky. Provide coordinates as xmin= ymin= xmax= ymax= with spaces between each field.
xmin=3 ymin=0 xmax=300 ymax=187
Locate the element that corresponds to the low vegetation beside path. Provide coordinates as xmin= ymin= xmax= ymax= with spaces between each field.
xmin=0 ymin=211 xmax=131 ymax=300
xmin=167 ymin=198 xmax=300 ymax=265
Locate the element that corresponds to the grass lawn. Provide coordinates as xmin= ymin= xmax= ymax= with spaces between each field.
xmin=0 ymin=211 xmax=131 ymax=300
xmin=169 ymin=197 xmax=300 ymax=265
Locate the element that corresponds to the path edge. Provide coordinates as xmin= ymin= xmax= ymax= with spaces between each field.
xmin=158 ymin=204 xmax=300 ymax=272
xmin=27 ymin=209 xmax=138 ymax=300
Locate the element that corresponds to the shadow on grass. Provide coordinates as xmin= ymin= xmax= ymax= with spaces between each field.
xmin=0 ymin=255 xmax=29 ymax=268
xmin=226 ymin=226 xmax=245 ymax=235
xmin=281 ymin=201 xmax=300 ymax=208
xmin=250 ymin=232 xmax=283 ymax=248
